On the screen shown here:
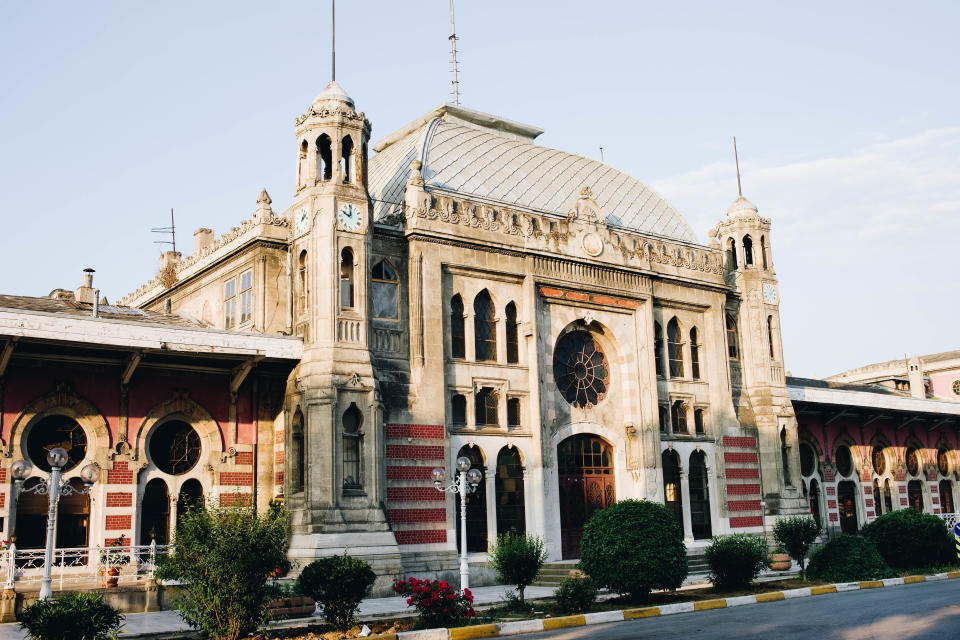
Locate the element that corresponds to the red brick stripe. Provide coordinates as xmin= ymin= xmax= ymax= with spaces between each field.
xmin=388 ymin=487 xmax=445 ymax=502
xmin=387 ymin=509 xmax=446 ymax=523
xmin=106 ymin=492 xmax=133 ymax=508
xmin=724 ymin=452 xmax=758 ymax=464
xmin=723 ymin=437 xmax=758 ymax=448
xmin=385 ymin=424 xmax=445 ymax=439
xmin=387 ymin=466 xmax=437 ymax=480
xmin=386 ymin=445 xmax=444 ymax=460
xmin=107 ymin=462 xmax=134 ymax=485
xmin=730 ymin=516 xmax=763 ymax=528
xmin=220 ymin=472 xmax=253 ymax=486
xmin=726 ymin=483 xmax=761 ymax=495
xmin=727 ymin=500 xmax=762 ymax=512
xmin=395 ymin=530 xmax=447 ymax=545
xmin=105 ymin=515 xmax=131 ymax=530
xmin=220 ymin=493 xmax=253 ymax=506
xmin=235 ymin=452 xmax=253 ymax=466
xmin=725 ymin=468 xmax=760 ymax=479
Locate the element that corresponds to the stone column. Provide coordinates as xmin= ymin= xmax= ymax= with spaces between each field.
xmin=485 ymin=464 xmax=497 ymax=551
xmin=680 ymin=469 xmax=693 ymax=543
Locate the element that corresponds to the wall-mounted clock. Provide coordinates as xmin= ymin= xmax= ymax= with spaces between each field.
xmin=295 ymin=206 xmax=310 ymax=235
xmin=337 ymin=202 xmax=363 ymax=232
xmin=763 ymin=283 xmax=778 ymax=305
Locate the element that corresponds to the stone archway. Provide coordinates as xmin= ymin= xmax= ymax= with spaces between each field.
xmin=132 ymin=390 xmax=223 ymax=464
xmin=557 ymin=434 xmax=615 ymax=559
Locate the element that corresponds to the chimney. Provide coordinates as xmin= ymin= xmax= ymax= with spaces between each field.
xmin=907 ymin=356 xmax=925 ymax=398
xmin=159 ymin=251 xmax=182 ymax=272
xmin=75 ymin=268 xmax=98 ymax=304
xmin=193 ymin=228 xmax=214 ymax=256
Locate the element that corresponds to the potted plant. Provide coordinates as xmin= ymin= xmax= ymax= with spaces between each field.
xmin=768 ymin=544 xmax=792 ymax=571
xmin=99 ymin=536 xmax=130 ymax=588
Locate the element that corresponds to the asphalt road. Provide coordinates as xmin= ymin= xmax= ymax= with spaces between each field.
xmin=523 ymin=579 xmax=960 ymax=640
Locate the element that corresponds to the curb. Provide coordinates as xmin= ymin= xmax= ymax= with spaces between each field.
xmin=368 ymin=571 xmax=960 ymax=640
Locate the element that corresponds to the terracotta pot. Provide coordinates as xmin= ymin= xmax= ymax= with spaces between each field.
xmin=769 ymin=553 xmax=792 ymax=571
xmin=100 ymin=566 xmax=121 ymax=588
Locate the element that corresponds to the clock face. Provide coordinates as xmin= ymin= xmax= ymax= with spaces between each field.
xmin=337 ymin=202 xmax=363 ymax=232
xmin=295 ymin=207 xmax=310 ymax=235
xmin=763 ymin=283 xmax=778 ymax=305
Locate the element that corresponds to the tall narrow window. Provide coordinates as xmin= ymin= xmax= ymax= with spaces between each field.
xmin=780 ymin=427 xmax=791 ymax=486
xmin=316 ymin=134 xmax=332 ymax=181
xmin=726 ymin=238 xmax=737 ymax=271
xmin=298 ymin=251 xmax=308 ymax=315
xmin=341 ymin=135 xmax=354 ymax=183
xmin=450 ymin=295 xmax=465 ymax=359
xmin=291 ymin=409 xmax=305 ymax=493
xmin=456 ymin=445 xmax=487 ymax=552
xmin=298 ymin=140 xmax=309 ymax=187
xmin=667 ymin=317 xmax=684 ymax=378
xmin=239 ymin=269 xmax=253 ymax=325
xmin=507 ymin=397 xmax=521 ymax=428
xmin=694 ymin=408 xmax=705 ymax=435
xmin=496 ymin=447 xmax=525 ymax=535
xmin=671 ymin=401 xmax=688 ymax=434
xmin=690 ymin=327 xmax=701 ymax=380
xmin=474 ymin=290 xmax=497 ymax=361
xmin=654 ymin=322 xmax=665 ymax=377
xmin=224 ymin=278 xmax=237 ymax=328
xmin=726 ymin=313 xmax=739 ymax=360
xmin=342 ymin=403 xmax=362 ymax=490
xmin=451 ymin=394 xmax=466 ymax=426
xmin=476 ymin=387 xmax=499 ymax=427
xmin=340 ymin=248 xmax=354 ymax=309
xmin=659 ymin=405 xmax=668 ymax=433
xmin=743 ymin=235 xmax=754 ymax=266
xmin=371 ymin=260 xmax=399 ymax=319
xmin=760 ymin=235 xmax=768 ymax=269
xmin=767 ymin=315 xmax=776 ymax=359
xmin=662 ymin=450 xmax=683 ymax=534
xmin=505 ymin=301 xmax=519 ymax=364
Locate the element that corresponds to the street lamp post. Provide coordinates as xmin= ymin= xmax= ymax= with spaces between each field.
xmin=433 ymin=456 xmax=482 ymax=590
xmin=10 ymin=448 xmax=99 ymax=600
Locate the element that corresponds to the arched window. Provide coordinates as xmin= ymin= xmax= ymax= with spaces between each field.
xmin=662 ymin=450 xmax=683 ymax=534
xmin=654 ymin=322 xmax=665 ymax=377
xmin=908 ymin=480 xmax=924 ymax=511
xmin=456 ymin=445 xmax=487 ymax=552
xmin=140 ymin=478 xmax=170 ymax=545
xmin=767 ymin=316 xmax=776 ymax=359
xmin=507 ymin=397 xmax=521 ymax=428
xmin=689 ymin=327 xmax=701 ymax=380
xmin=342 ymin=403 xmax=363 ymax=490
xmin=451 ymin=394 xmax=466 ymax=426
xmin=780 ymin=427 xmax=791 ymax=486
xmin=760 ymin=235 xmax=768 ymax=269
xmin=27 ymin=415 xmax=87 ymax=471
xmin=939 ymin=479 xmax=955 ymax=513
xmin=476 ymin=387 xmax=499 ymax=427
xmin=149 ymin=420 xmax=201 ymax=475
xmin=694 ymin=408 xmax=705 ymax=435
xmin=340 ymin=247 xmax=354 ymax=309
xmin=726 ymin=313 xmax=740 ymax=360
xmin=291 ymin=409 xmax=305 ymax=493
xmin=884 ymin=478 xmax=894 ymax=513
xmin=689 ymin=450 xmax=712 ymax=539
xmin=800 ymin=442 xmax=816 ymax=477
xmin=316 ymin=134 xmax=332 ymax=181
xmin=873 ymin=446 xmax=887 ymax=476
xmin=341 ymin=135 xmax=354 ymax=183
xmin=726 ymin=238 xmax=737 ymax=271
xmin=667 ymin=318 xmax=684 ymax=378
xmin=837 ymin=479 xmax=859 ymax=534
xmin=809 ymin=478 xmax=822 ymax=527
xmin=176 ymin=479 xmax=204 ymax=531
xmin=298 ymin=139 xmax=309 ymax=186
xmin=505 ymin=302 xmax=519 ymax=364
xmin=743 ymin=235 xmax=754 ymax=266
xmin=371 ymin=260 xmax=399 ymax=320
xmin=450 ymin=295 xmax=465 ymax=359
xmin=873 ymin=479 xmax=883 ymax=517
xmin=835 ymin=445 xmax=853 ymax=477
xmin=496 ymin=447 xmax=525 ymax=536
xmin=298 ymin=251 xmax=308 ymax=315
xmin=473 ymin=290 xmax=496 ymax=361
xmin=906 ymin=446 xmax=920 ymax=477
xmin=659 ymin=405 xmax=668 ymax=433
xmin=671 ymin=401 xmax=688 ymax=434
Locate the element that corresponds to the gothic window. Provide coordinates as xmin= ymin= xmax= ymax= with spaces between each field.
xmin=27 ymin=415 xmax=87 ymax=472
xmin=473 ymin=290 xmax=497 ymax=361
xmin=342 ymin=403 xmax=363 ymax=490
xmin=667 ymin=317 xmax=684 ymax=378
xmin=726 ymin=313 xmax=740 ymax=360
xmin=224 ymin=278 xmax=237 ymax=328
xmin=873 ymin=478 xmax=883 ymax=516
xmin=694 ymin=408 xmax=705 ymax=435
xmin=496 ymin=447 xmax=525 ymax=535
xmin=884 ymin=478 xmax=894 ymax=513
xmin=340 ymin=248 xmax=355 ymax=309
xmin=654 ymin=322 xmax=665 ymax=377
xmin=149 ymin=420 xmax=201 ymax=475
xmin=476 ymin=387 xmax=499 ymax=427
xmin=341 ymin=135 xmax=354 ymax=183
xmin=291 ymin=409 xmax=305 ymax=493
xmin=767 ymin=315 xmax=776 ymax=359
xmin=835 ymin=445 xmax=853 ymax=477
xmin=908 ymin=479 xmax=924 ymax=511
xmin=726 ymin=238 xmax=737 ymax=271
xmin=662 ymin=450 xmax=683 ymax=534
xmin=239 ymin=269 xmax=253 ymax=325
xmin=176 ymin=479 xmax=203 ymax=530
xmin=451 ymin=394 xmax=466 ymax=426
xmin=298 ymin=251 xmax=308 ymax=315
xmin=371 ymin=260 xmax=399 ymax=320
xmin=505 ymin=301 xmax=519 ymax=364
xmin=298 ymin=139 xmax=309 ymax=186
xmin=760 ymin=235 xmax=769 ymax=269
xmin=553 ymin=331 xmax=609 ymax=409
xmin=507 ymin=397 xmax=521 ymax=428
xmin=743 ymin=235 xmax=754 ymax=266
xmin=659 ymin=405 xmax=668 ymax=433
xmin=140 ymin=478 xmax=170 ymax=546
xmin=690 ymin=327 xmax=701 ymax=380
xmin=317 ymin=134 xmax=332 ymax=181
xmin=671 ymin=401 xmax=688 ymax=434
xmin=450 ymin=294 xmax=465 ymax=359
xmin=939 ymin=479 xmax=955 ymax=513
xmin=689 ymin=450 xmax=712 ymax=539
xmin=780 ymin=427 xmax=792 ymax=486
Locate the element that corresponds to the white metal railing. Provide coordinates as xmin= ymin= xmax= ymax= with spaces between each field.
xmin=939 ymin=512 xmax=959 ymax=531
xmin=1 ymin=541 xmax=173 ymax=592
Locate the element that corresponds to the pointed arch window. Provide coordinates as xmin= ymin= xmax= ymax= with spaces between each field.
xmin=476 ymin=387 xmax=499 ymax=427
xmin=760 ymin=235 xmax=768 ymax=269
xmin=690 ymin=327 xmax=701 ymax=380
xmin=298 ymin=251 xmax=308 ymax=316
xmin=667 ymin=317 xmax=684 ymax=378
xmin=671 ymin=400 xmax=688 ymax=434
xmin=659 ymin=405 xmax=668 ymax=433
xmin=474 ymin=290 xmax=497 ymax=361
xmin=340 ymin=247 xmax=354 ymax=309
xmin=505 ymin=301 xmax=519 ymax=364
xmin=662 ymin=450 xmax=683 ymax=534
xmin=450 ymin=295 xmax=465 ymax=359
xmin=743 ymin=235 xmax=754 ymax=266
xmin=341 ymin=135 xmax=354 ymax=183
xmin=316 ymin=134 xmax=332 ymax=181
xmin=726 ymin=313 xmax=740 ymax=360
xmin=507 ymin=397 xmax=521 ymax=428
xmin=371 ymin=260 xmax=399 ymax=319
xmin=291 ymin=409 xmax=305 ymax=493
xmin=496 ymin=447 xmax=526 ymax=535
xmin=654 ymin=321 xmax=665 ymax=377
xmin=451 ymin=394 xmax=467 ymax=426
xmin=726 ymin=238 xmax=737 ymax=271
xmin=694 ymin=408 xmax=705 ymax=435
xmin=342 ymin=403 xmax=363 ymax=490
xmin=298 ymin=140 xmax=309 ymax=187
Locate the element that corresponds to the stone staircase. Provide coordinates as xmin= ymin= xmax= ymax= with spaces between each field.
xmin=533 ymin=548 xmax=710 ymax=588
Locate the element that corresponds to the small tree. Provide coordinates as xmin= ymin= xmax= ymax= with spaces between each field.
xmin=773 ymin=516 xmax=820 ymax=580
xmin=19 ymin=593 xmax=124 ymax=640
xmin=704 ymin=534 xmax=769 ymax=590
xmin=297 ymin=553 xmax=376 ymax=630
xmin=155 ymin=499 xmax=290 ymax=640
xmin=488 ymin=533 xmax=548 ymax=606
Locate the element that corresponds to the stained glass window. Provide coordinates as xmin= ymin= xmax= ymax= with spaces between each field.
xmin=553 ymin=331 xmax=609 ymax=409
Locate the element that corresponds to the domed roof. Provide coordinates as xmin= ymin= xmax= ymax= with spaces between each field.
xmin=726 ymin=195 xmax=759 ymax=218
xmin=312 ymin=80 xmax=355 ymax=109
xmin=368 ymin=104 xmax=698 ymax=243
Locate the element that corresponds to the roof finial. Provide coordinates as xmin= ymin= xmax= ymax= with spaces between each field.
xmin=733 ymin=136 xmax=742 ymax=197
xmin=331 ymin=0 xmax=336 ymax=82
xmin=449 ymin=0 xmax=460 ymax=105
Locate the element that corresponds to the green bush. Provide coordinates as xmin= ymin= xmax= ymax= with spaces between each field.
xmin=862 ymin=509 xmax=955 ymax=570
xmin=19 ymin=593 xmax=124 ymax=640
xmin=704 ymin=534 xmax=768 ymax=589
xmin=578 ymin=500 xmax=687 ymax=597
xmin=155 ymin=499 xmax=290 ymax=640
xmin=489 ymin=534 xmax=548 ymax=605
xmin=807 ymin=535 xmax=895 ymax=582
xmin=773 ymin=516 xmax=820 ymax=579
xmin=296 ymin=553 xmax=376 ymax=630
xmin=554 ymin=576 xmax=597 ymax=614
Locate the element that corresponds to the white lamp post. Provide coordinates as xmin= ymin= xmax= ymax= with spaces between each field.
xmin=433 ymin=456 xmax=482 ymax=590
xmin=10 ymin=448 xmax=99 ymax=600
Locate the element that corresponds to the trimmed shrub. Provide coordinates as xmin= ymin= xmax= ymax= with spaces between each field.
xmin=154 ymin=499 xmax=290 ymax=640
xmin=297 ymin=553 xmax=376 ymax=630
xmin=19 ymin=593 xmax=124 ymax=640
xmin=554 ymin=576 xmax=597 ymax=614
xmin=578 ymin=500 xmax=687 ymax=597
xmin=806 ymin=535 xmax=896 ymax=582
xmin=704 ymin=534 xmax=769 ymax=589
xmin=773 ymin=516 xmax=820 ymax=579
xmin=862 ymin=509 xmax=955 ymax=570
xmin=489 ymin=534 xmax=548 ymax=605
xmin=393 ymin=577 xmax=474 ymax=628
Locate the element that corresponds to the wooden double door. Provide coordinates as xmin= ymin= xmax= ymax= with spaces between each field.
xmin=558 ymin=435 xmax=615 ymax=559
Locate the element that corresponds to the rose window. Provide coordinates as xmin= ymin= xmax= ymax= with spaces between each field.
xmin=553 ymin=331 xmax=609 ymax=408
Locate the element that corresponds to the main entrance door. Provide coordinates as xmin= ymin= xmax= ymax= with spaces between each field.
xmin=558 ymin=435 xmax=615 ymax=559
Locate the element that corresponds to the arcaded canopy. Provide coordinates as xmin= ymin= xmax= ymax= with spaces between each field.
xmin=369 ymin=104 xmax=697 ymax=243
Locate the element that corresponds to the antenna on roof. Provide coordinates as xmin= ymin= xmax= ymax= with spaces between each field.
xmin=449 ymin=0 xmax=460 ymax=105
xmin=599 ymin=146 xmax=604 ymax=162
xmin=331 ymin=0 xmax=336 ymax=81
xmin=733 ymin=136 xmax=743 ymax=197
xmin=151 ymin=208 xmax=176 ymax=254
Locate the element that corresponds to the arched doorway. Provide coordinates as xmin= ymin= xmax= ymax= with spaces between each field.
xmin=455 ymin=445 xmax=487 ymax=553
xmin=809 ymin=478 xmax=822 ymax=527
xmin=558 ymin=435 xmax=615 ymax=559
xmin=14 ymin=477 xmax=48 ymax=549
xmin=908 ymin=480 xmax=924 ymax=512
xmin=495 ymin=447 xmax=525 ymax=536
xmin=662 ymin=450 xmax=683 ymax=535
xmin=837 ymin=480 xmax=858 ymax=534
xmin=140 ymin=478 xmax=170 ymax=545
xmin=689 ymin=450 xmax=711 ymax=539
xmin=939 ymin=480 xmax=955 ymax=514
xmin=176 ymin=479 xmax=204 ymax=533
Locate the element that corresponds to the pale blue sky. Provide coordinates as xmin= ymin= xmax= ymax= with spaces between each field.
xmin=2 ymin=1 xmax=958 ymax=377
